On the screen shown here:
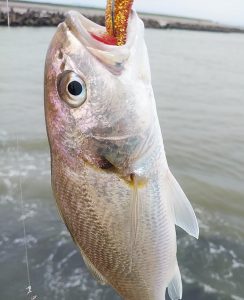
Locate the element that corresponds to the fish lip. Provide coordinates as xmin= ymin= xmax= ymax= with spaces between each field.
xmin=65 ymin=10 xmax=138 ymax=50
xmin=64 ymin=10 xmax=108 ymax=48
xmin=64 ymin=10 xmax=141 ymax=68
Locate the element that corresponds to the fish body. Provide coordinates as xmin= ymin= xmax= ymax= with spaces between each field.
xmin=44 ymin=10 xmax=199 ymax=300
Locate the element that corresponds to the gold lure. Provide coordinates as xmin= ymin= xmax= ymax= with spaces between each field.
xmin=105 ymin=0 xmax=134 ymax=45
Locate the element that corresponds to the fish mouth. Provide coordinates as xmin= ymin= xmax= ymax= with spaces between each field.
xmin=64 ymin=10 xmax=141 ymax=69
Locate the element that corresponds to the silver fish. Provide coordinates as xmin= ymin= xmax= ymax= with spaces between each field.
xmin=44 ymin=10 xmax=199 ymax=300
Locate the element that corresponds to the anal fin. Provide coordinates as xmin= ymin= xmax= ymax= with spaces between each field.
xmin=168 ymin=263 xmax=182 ymax=300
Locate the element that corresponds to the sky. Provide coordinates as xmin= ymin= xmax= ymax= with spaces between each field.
xmin=27 ymin=0 xmax=244 ymax=27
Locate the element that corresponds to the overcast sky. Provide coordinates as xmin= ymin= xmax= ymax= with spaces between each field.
xmin=30 ymin=0 xmax=244 ymax=27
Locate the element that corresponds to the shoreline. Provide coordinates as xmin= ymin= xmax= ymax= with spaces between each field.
xmin=1 ymin=1 xmax=244 ymax=33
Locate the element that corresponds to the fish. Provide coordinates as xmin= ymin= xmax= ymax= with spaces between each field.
xmin=44 ymin=5 xmax=199 ymax=300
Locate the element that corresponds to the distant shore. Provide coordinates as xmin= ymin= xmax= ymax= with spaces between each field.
xmin=1 ymin=0 xmax=244 ymax=33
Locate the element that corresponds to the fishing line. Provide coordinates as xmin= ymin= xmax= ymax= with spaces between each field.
xmin=16 ymin=137 xmax=38 ymax=300
xmin=111 ymin=0 xmax=115 ymax=36
xmin=6 ymin=0 xmax=10 ymax=27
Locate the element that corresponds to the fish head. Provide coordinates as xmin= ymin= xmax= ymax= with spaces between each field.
xmin=45 ymin=10 xmax=161 ymax=179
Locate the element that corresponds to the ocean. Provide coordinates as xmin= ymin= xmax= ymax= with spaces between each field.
xmin=0 ymin=26 xmax=244 ymax=300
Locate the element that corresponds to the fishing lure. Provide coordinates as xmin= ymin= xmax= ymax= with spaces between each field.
xmin=105 ymin=0 xmax=134 ymax=45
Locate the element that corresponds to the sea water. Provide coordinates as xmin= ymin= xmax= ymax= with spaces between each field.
xmin=0 ymin=27 xmax=243 ymax=300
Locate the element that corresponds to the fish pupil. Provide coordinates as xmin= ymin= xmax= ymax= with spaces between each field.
xmin=68 ymin=81 xmax=83 ymax=96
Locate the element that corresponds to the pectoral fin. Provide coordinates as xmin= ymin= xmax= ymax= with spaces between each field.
xmin=167 ymin=263 xmax=182 ymax=300
xmin=166 ymin=170 xmax=199 ymax=239
xmin=130 ymin=174 xmax=141 ymax=249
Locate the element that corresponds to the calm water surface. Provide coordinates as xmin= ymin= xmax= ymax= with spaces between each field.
xmin=0 ymin=26 xmax=244 ymax=300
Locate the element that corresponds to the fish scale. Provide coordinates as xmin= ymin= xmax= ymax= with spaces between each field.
xmin=51 ymin=154 xmax=176 ymax=299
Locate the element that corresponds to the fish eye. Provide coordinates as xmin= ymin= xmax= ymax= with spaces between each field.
xmin=57 ymin=71 xmax=87 ymax=108
xmin=67 ymin=81 xmax=83 ymax=96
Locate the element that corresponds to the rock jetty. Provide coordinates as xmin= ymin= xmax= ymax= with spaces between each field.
xmin=0 ymin=7 xmax=244 ymax=33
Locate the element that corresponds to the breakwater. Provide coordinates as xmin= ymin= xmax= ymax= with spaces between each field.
xmin=0 ymin=8 xmax=161 ymax=28
xmin=0 ymin=7 xmax=244 ymax=33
